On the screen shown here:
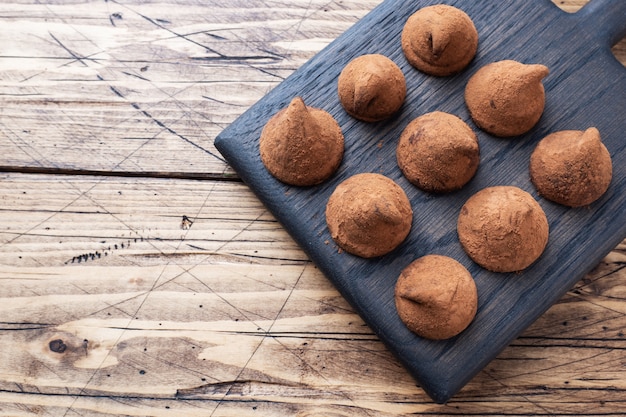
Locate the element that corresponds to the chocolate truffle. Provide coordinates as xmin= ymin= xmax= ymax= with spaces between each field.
xmin=457 ymin=186 xmax=549 ymax=272
xmin=259 ymin=97 xmax=344 ymax=186
xmin=395 ymin=254 xmax=478 ymax=340
xmin=396 ymin=111 xmax=480 ymax=193
xmin=465 ymin=60 xmax=549 ymax=137
xmin=401 ymin=5 xmax=478 ymax=76
xmin=325 ymin=173 xmax=412 ymax=258
xmin=530 ymin=127 xmax=612 ymax=207
xmin=337 ymin=54 xmax=406 ymax=122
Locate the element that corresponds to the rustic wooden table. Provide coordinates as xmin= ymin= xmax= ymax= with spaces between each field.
xmin=1 ymin=0 xmax=624 ymax=415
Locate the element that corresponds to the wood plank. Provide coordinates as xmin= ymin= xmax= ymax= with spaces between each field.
xmin=0 ymin=0 xmax=382 ymax=178
xmin=0 ymin=174 xmax=305 ymax=267
xmin=0 ymin=173 xmax=625 ymax=415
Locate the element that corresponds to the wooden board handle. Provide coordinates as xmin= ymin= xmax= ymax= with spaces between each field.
xmin=578 ymin=0 xmax=626 ymax=46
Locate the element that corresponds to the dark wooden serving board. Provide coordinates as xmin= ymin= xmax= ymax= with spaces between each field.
xmin=215 ymin=0 xmax=626 ymax=403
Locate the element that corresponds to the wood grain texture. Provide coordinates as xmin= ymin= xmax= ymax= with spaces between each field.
xmin=0 ymin=0 xmax=625 ymax=415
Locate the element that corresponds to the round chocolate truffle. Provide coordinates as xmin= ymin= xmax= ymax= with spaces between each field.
xmin=337 ymin=54 xmax=406 ymax=122
xmin=401 ymin=5 xmax=478 ymax=76
xmin=465 ymin=60 xmax=549 ymax=137
xmin=396 ymin=111 xmax=480 ymax=193
xmin=260 ymin=97 xmax=344 ymax=186
xmin=530 ymin=127 xmax=612 ymax=207
xmin=395 ymin=254 xmax=478 ymax=340
xmin=325 ymin=173 xmax=412 ymax=258
xmin=457 ymin=186 xmax=549 ymax=272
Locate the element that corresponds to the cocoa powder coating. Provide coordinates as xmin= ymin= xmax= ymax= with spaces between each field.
xmin=465 ymin=60 xmax=549 ymax=137
xmin=457 ymin=186 xmax=549 ymax=272
xmin=259 ymin=97 xmax=344 ymax=186
xmin=401 ymin=5 xmax=478 ymax=76
xmin=396 ymin=111 xmax=479 ymax=193
xmin=337 ymin=54 xmax=406 ymax=122
xmin=325 ymin=173 xmax=412 ymax=258
xmin=530 ymin=127 xmax=612 ymax=207
xmin=395 ymin=254 xmax=478 ymax=340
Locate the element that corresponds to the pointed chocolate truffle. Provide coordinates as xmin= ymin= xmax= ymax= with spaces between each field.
xmin=396 ymin=111 xmax=480 ymax=193
xmin=325 ymin=173 xmax=412 ymax=258
xmin=395 ymin=254 xmax=478 ymax=340
xmin=465 ymin=60 xmax=549 ymax=137
xmin=530 ymin=127 xmax=612 ymax=207
xmin=259 ymin=97 xmax=344 ymax=186
xmin=401 ymin=5 xmax=478 ymax=76
xmin=337 ymin=54 xmax=406 ymax=122
xmin=457 ymin=186 xmax=549 ymax=272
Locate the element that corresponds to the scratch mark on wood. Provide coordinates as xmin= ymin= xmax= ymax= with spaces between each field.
xmin=48 ymin=32 xmax=92 ymax=67
xmin=247 ymin=65 xmax=285 ymax=81
xmin=121 ymin=70 xmax=150 ymax=82
xmin=186 ymin=243 xmax=207 ymax=251
xmin=206 ymin=32 xmax=228 ymax=41
xmin=258 ymin=47 xmax=287 ymax=60
xmin=202 ymin=95 xmax=248 ymax=107
xmin=139 ymin=108 xmax=227 ymax=163
xmin=108 ymin=85 xmax=125 ymax=99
